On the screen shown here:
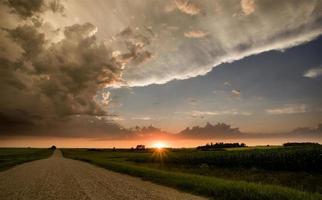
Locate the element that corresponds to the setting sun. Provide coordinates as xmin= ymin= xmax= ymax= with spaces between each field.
xmin=152 ymin=142 xmax=166 ymax=149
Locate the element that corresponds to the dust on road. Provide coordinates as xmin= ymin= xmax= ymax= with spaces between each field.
xmin=0 ymin=150 xmax=206 ymax=200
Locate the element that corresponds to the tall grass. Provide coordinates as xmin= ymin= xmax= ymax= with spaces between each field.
xmin=0 ymin=148 xmax=53 ymax=171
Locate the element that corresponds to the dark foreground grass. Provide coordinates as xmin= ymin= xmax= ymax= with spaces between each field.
xmin=159 ymin=164 xmax=322 ymax=194
xmin=0 ymin=148 xmax=53 ymax=171
xmin=62 ymin=149 xmax=322 ymax=200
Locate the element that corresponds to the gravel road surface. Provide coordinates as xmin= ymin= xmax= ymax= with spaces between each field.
xmin=0 ymin=150 xmax=206 ymax=200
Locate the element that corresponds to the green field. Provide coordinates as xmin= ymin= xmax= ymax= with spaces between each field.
xmin=0 ymin=148 xmax=54 ymax=171
xmin=62 ymin=145 xmax=322 ymax=200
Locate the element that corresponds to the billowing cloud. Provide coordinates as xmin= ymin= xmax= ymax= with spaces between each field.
xmin=3 ymin=1 xmax=322 ymax=90
xmin=304 ymin=67 xmax=322 ymax=78
xmin=0 ymin=1 xmax=134 ymax=135
xmin=115 ymin=0 xmax=322 ymax=87
xmin=179 ymin=122 xmax=242 ymax=139
xmin=241 ymin=0 xmax=255 ymax=16
xmin=174 ymin=0 xmax=201 ymax=15
xmin=0 ymin=22 xmax=124 ymax=132
xmin=0 ymin=30 xmax=23 ymax=61
xmin=266 ymin=104 xmax=307 ymax=115
xmin=4 ymin=0 xmax=64 ymax=18
xmin=179 ymin=122 xmax=322 ymax=140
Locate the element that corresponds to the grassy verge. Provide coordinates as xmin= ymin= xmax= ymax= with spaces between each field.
xmin=151 ymin=164 xmax=322 ymax=194
xmin=0 ymin=148 xmax=53 ymax=171
xmin=62 ymin=149 xmax=322 ymax=200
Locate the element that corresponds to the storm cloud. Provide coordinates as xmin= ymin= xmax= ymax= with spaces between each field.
xmin=0 ymin=0 xmax=127 ymax=134
xmin=105 ymin=0 xmax=322 ymax=87
xmin=1 ymin=0 xmax=322 ymax=137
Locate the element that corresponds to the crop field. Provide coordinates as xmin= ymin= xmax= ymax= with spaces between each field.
xmin=0 ymin=148 xmax=54 ymax=171
xmin=62 ymin=145 xmax=322 ymax=200
xmin=129 ymin=145 xmax=322 ymax=172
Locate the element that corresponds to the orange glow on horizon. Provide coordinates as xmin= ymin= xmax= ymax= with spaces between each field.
xmin=152 ymin=141 xmax=167 ymax=149
xmin=1 ymin=137 xmax=322 ymax=148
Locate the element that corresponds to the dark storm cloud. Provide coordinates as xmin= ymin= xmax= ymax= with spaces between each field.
xmin=5 ymin=0 xmax=45 ymax=18
xmin=177 ymin=122 xmax=322 ymax=140
xmin=0 ymin=1 xmax=127 ymax=135
xmin=3 ymin=0 xmax=64 ymax=18
xmin=0 ymin=23 xmax=122 ymax=133
xmin=8 ymin=25 xmax=46 ymax=58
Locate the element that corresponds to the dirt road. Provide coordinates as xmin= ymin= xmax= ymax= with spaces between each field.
xmin=0 ymin=150 xmax=205 ymax=200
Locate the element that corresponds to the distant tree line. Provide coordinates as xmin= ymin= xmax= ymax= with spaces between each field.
xmin=197 ymin=142 xmax=246 ymax=150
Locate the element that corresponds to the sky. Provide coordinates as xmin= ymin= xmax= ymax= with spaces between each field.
xmin=0 ymin=0 xmax=322 ymax=147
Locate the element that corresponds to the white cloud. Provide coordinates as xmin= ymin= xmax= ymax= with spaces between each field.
xmin=231 ymin=89 xmax=241 ymax=97
xmin=101 ymin=91 xmax=111 ymax=105
xmin=29 ymin=0 xmax=322 ymax=88
xmin=184 ymin=30 xmax=208 ymax=38
xmin=118 ymin=1 xmax=322 ymax=87
xmin=266 ymin=104 xmax=307 ymax=115
xmin=177 ymin=110 xmax=252 ymax=117
xmin=110 ymin=116 xmax=125 ymax=121
xmin=94 ymin=115 xmax=124 ymax=121
xmin=131 ymin=116 xmax=152 ymax=121
xmin=304 ymin=67 xmax=322 ymax=78
xmin=224 ymin=81 xmax=231 ymax=86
